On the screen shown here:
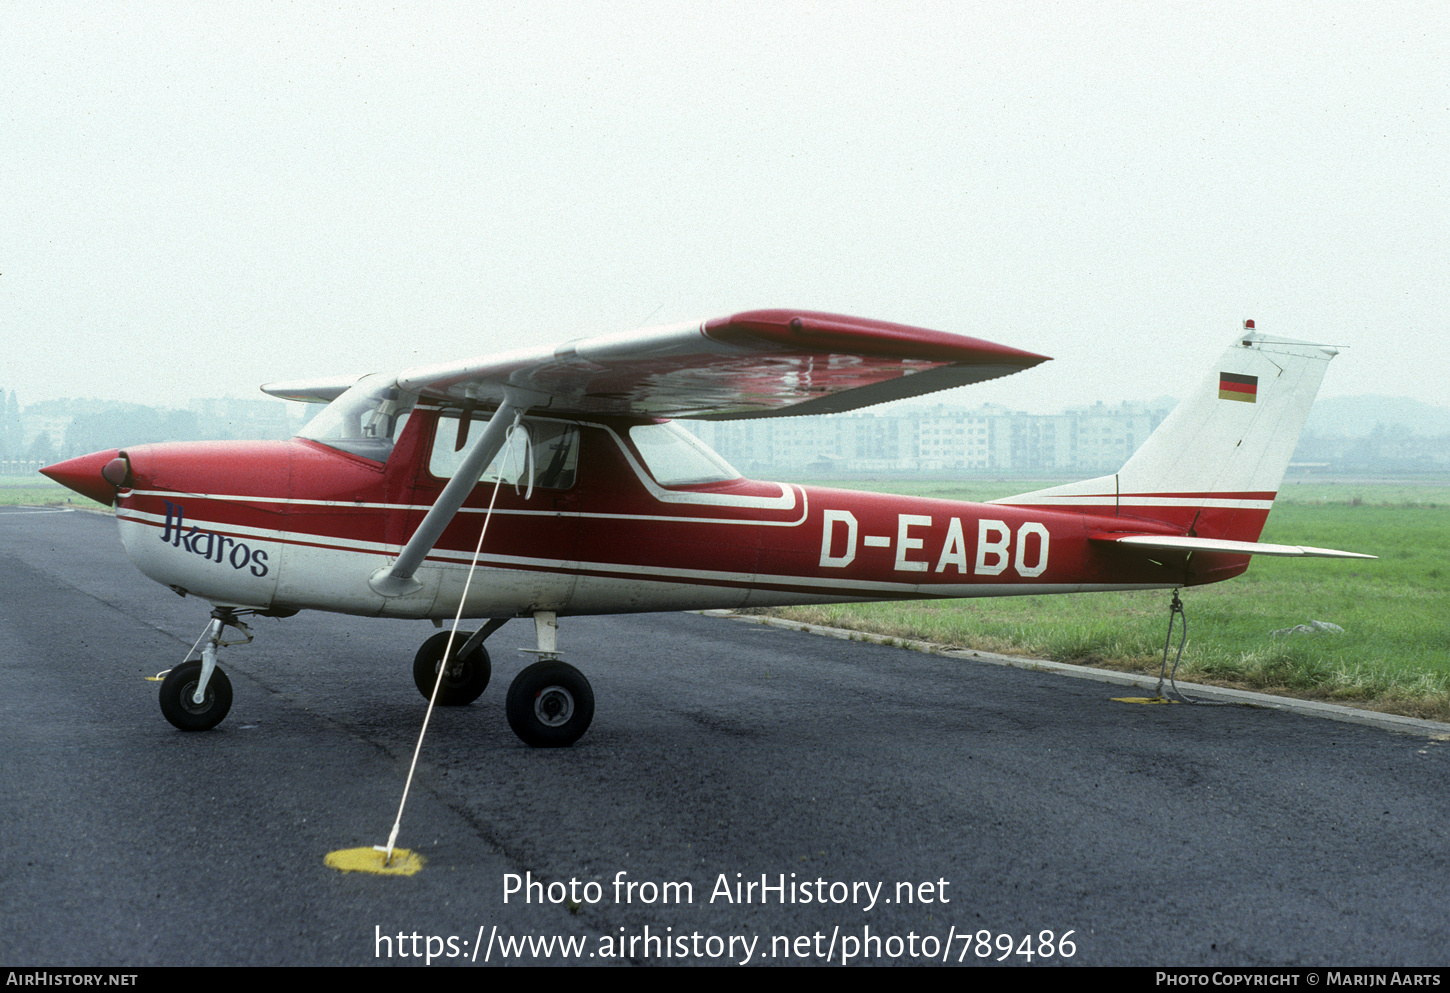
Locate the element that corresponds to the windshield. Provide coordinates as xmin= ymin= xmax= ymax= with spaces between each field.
xmin=296 ymin=374 xmax=418 ymax=461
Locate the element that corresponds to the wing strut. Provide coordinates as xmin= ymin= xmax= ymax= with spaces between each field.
xmin=369 ymin=390 xmax=531 ymax=598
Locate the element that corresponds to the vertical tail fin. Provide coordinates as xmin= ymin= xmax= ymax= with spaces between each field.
xmin=998 ymin=327 xmax=1337 ymax=541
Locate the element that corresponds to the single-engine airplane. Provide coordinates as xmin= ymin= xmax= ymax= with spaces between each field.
xmin=43 ymin=310 xmax=1370 ymax=746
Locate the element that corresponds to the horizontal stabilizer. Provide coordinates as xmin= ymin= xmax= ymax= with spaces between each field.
xmin=1093 ymin=534 xmax=1375 ymax=559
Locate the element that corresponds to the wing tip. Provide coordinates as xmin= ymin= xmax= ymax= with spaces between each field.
xmin=706 ymin=310 xmax=1050 ymax=366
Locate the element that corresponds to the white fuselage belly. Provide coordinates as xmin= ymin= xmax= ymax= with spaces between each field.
xmin=116 ymin=504 xmax=1170 ymax=621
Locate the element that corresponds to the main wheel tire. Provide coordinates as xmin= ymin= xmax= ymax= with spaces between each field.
xmin=505 ymin=660 xmax=594 ymax=747
xmin=413 ymin=631 xmax=491 ymax=706
xmin=159 ymin=660 xmax=233 ymax=731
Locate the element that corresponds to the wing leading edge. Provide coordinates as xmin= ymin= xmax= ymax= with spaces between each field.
xmin=382 ymin=310 xmax=1048 ymax=420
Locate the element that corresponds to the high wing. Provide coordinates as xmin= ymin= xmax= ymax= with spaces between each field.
xmin=264 ymin=310 xmax=1048 ymax=418
xmin=269 ymin=309 xmax=1047 ymax=599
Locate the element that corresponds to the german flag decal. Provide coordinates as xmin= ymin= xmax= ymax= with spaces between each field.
xmin=1219 ymin=372 xmax=1258 ymax=402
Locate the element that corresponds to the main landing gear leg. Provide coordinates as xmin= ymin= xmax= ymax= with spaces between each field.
xmin=506 ymin=611 xmax=594 ymax=748
xmin=158 ymin=607 xmax=253 ymax=731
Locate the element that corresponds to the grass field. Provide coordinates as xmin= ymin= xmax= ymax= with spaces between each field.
xmin=0 ymin=477 xmax=92 ymax=507
xmin=765 ymin=478 xmax=1450 ymax=722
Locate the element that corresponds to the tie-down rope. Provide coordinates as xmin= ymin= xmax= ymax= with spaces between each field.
xmin=378 ymin=411 xmax=523 ymax=864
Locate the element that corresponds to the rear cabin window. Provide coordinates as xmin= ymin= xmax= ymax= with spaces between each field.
xmin=429 ymin=415 xmax=579 ymax=490
xmin=627 ymin=421 xmax=741 ymax=486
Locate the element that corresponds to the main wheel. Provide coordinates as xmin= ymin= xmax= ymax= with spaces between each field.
xmin=159 ymin=660 xmax=233 ymax=731
xmin=506 ymin=660 xmax=594 ymax=747
xmin=413 ymin=631 xmax=491 ymax=706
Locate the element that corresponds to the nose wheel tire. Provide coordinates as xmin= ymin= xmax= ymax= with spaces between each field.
xmin=413 ymin=631 xmax=492 ymax=706
xmin=506 ymin=660 xmax=594 ymax=747
xmin=159 ymin=661 xmax=233 ymax=731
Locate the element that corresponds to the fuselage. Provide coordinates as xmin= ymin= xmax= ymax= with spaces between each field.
xmin=59 ymin=406 xmax=1241 ymax=621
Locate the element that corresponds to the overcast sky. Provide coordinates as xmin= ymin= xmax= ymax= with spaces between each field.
xmin=4 ymin=2 xmax=1446 ymax=415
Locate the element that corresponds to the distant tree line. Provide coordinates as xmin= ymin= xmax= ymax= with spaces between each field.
xmin=63 ymin=405 xmax=206 ymax=456
xmin=0 ymin=390 xmax=22 ymax=462
xmin=1 ymin=392 xmax=298 ymax=470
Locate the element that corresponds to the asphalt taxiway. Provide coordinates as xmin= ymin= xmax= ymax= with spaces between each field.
xmin=2 ymin=507 xmax=1446 ymax=966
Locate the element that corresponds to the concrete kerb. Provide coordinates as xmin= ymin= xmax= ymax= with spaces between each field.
xmin=700 ymin=609 xmax=1450 ymax=741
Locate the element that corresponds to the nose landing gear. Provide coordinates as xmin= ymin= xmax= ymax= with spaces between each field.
xmin=158 ymin=607 xmax=253 ymax=731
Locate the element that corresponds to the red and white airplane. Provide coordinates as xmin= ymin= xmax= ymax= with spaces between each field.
xmin=42 ymin=310 xmax=1369 ymax=746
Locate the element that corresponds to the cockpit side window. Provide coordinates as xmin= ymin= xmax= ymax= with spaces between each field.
xmin=296 ymin=374 xmax=418 ymax=462
xmin=428 ymin=414 xmax=580 ymax=491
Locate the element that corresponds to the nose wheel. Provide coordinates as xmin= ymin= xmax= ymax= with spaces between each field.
xmin=159 ymin=660 xmax=233 ymax=731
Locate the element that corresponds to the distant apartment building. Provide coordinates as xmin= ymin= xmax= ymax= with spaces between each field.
xmin=20 ymin=412 xmax=73 ymax=450
xmin=1067 ymin=401 xmax=1164 ymax=472
xmin=684 ymin=400 xmax=1172 ymax=476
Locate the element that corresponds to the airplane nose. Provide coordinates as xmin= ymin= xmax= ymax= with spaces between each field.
xmin=40 ymin=449 xmax=123 ymax=506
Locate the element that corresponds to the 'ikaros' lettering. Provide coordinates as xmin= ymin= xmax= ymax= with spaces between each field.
xmin=160 ymin=501 xmax=269 ymax=577
xmin=818 ymin=511 xmax=1049 ymax=578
